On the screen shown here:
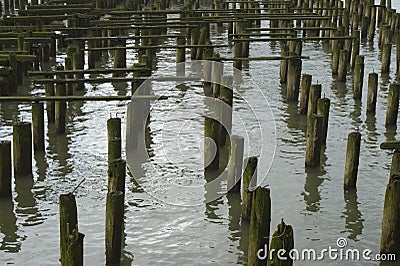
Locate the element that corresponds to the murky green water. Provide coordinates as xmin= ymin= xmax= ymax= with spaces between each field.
xmin=1 ymin=1 xmax=400 ymax=265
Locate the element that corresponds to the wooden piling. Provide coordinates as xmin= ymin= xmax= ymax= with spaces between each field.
xmin=332 ymin=45 xmax=340 ymax=75
xmin=280 ymin=44 xmax=288 ymax=83
xmin=59 ymin=193 xmax=79 ymax=265
xmin=32 ymin=102 xmax=45 ymax=152
xmin=299 ymin=74 xmax=312 ymax=115
xmin=286 ymin=55 xmax=302 ymax=102
xmin=305 ymin=114 xmax=323 ymax=167
xmin=176 ymin=36 xmax=186 ymax=75
xmin=108 ymin=158 xmax=126 ymax=193
xmin=13 ymin=121 xmax=32 ymax=176
xmin=390 ymin=150 xmax=400 ymax=178
xmin=344 ymin=132 xmax=361 ymax=190
xmin=368 ymin=6 xmax=377 ymax=40
xmin=107 ymin=117 xmax=122 ymax=164
xmin=227 ymin=135 xmax=244 ymax=193
xmin=105 ymin=190 xmax=124 ymax=264
xmin=385 ymin=83 xmax=400 ymax=127
xmin=380 ymin=173 xmax=400 ymax=260
xmin=242 ymin=156 xmax=257 ymax=220
xmin=381 ymin=42 xmax=392 ymax=74
xmin=268 ymin=219 xmax=294 ymax=266
xmin=0 ymin=141 xmax=12 ymax=198
xmin=366 ymin=73 xmax=379 ymax=114
xmin=247 ymin=186 xmax=271 ymax=266
xmin=204 ymin=117 xmax=220 ymax=170
xmin=338 ymin=49 xmax=348 ymax=82
xmin=317 ymin=98 xmax=330 ymax=145
xmin=353 ymin=55 xmax=364 ymax=100
xmin=113 ymin=42 xmax=127 ymax=76
xmin=45 ymin=80 xmax=55 ymax=123
xmin=55 ymin=66 xmax=66 ymax=134
xmin=233 ymin=41 xmax=242 ymax=70
xmin=307 ymin=84 xmax=321 ymax=118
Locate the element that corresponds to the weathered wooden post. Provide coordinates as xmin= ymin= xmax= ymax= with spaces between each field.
xmin=45 ymin=75 xmax=55 ymax=123
xmin=248 ymin=186 xmax=271 ymax=266
xmin=204 ymin=117 xmax=220 ymax=170
xmin=242 ymin=156 xmax=257 ymax=220
xmin=108 ymin=158 xmax=126 ymax=193
xmin=32 ymin=102 xmax=45 ymax=152
xmin=176 ymin=36 xmax=186 ymax=75
xmin=60 ymin=193 xmax=84 ymax=266
xmin=380 ymin=172 xmax=400 ymax=260
xmin=381 ymin=142 xmax=400 ymax=177
xmin=0 ymin=141 xmax=12 ymax=198
xmin=307 ymin=84 xmax=321 ymax=118
xmin=227 ymin=135 xmax=244 ymax=193
xmin=55 ymin=66 xmax=66 ymax=134
xmin=317 ymin=98 xmax=330 ymax=145
xmin=280 ymin=44 xmax=289 ymax=83
xmin=338 ymin=49 xmax=348 ymax=81
xmin=344 ymin=132 xmax=361 ymax=190
xmin=267 ymin=219 xmax=294 ymax=266
xmin=106 ymin=190 xmax=124 ymax=264
xmin=107 ymin=117 xmax=122 ymax=164
xmin=286 ymin=55 xmax=302 ymax=102
xmin=305 ymin=114 xmax=323 ymax=167
xmin=385 ymin=83 xmax=400 ymax=126
xmin=299 ymin=74 xmax=312 ymax=115
xmin=13 ymin=121 xmax=32 ymax=176
xmin=368 ymin=6 xmax=377 ymax=41
xmin=366 ymin=73 xmax=379 ymax=114
xmin=381 ymin=42 xmax=392 ymax=74
xmin=113 ymin=40 xmax=127 ymax=76
xmin=233 ymin=41 xmax=243 ymax=70
xmin=353 ymin=55 xmax=365 ymax=100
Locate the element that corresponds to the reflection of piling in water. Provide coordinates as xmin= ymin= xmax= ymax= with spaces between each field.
xmin=0 ymin=141 xmax=12 ymax=198
xmin=0 ymin=197 xmax=20 ymax=252
xmin=343 ymin=189 xmax=364 ymax=240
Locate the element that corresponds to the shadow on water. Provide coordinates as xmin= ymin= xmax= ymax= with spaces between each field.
xmin=34 ymin=151 xmax=48 ymax=182
xmin=342 ymin=189 xmax=364 ymax=241
xmin=331 ymin=80 xmax=347 ymax=101
xmin=350 ymin=100 xmax=362 ymax=129
xmin=285 ymin=100 xmax=307 ymax=134
xmin=47 ymin=124 xmax=72 ymax=176
xmin=14 ymin=175 xmax=44 ymax=227
xmin=302 ymin=148 xmax=327 ymax=213
xmin=0 ymin=197 xmax=21 ymax=252
xmin=226 ymin=192 xmax=248 ymax=264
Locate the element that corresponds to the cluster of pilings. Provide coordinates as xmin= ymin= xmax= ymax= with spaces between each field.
xmin=0 ymin=0 xmax=400 ymax=264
